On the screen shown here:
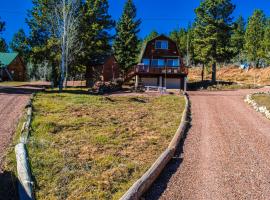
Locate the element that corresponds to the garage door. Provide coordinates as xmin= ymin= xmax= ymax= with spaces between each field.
xmin=165 ymin=78 xmax=180 ymax=89
xmin=141 ymin=78 xmax=158 ymax=86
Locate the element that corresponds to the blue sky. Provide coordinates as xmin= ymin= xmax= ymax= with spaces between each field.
xmin=0 ymin=0 xmax=270 ymax=43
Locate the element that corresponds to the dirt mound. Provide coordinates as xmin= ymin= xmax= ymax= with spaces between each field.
xmin=189 ymin=65 xmax=270 ymax=85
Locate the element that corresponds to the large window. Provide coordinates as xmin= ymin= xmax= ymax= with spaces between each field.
xmin=167 ymin=59 xmax=180 ymax=67
xmin=155 ymin=40 xmax=168 ymax=49
xmin=142 ymin=59 xmax=150 ymax=66
xmin=152 ymin=59 xmax=165 ymax=67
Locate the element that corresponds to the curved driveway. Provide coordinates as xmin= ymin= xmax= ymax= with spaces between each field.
xmin=0 ymin=86 xmax=34 ymax=169
xmin=146 ymin=88 xmax=270 ymax=200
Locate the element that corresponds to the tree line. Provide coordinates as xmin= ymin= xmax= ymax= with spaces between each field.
xmin=1 ymin=0 xmax=270 ymax=85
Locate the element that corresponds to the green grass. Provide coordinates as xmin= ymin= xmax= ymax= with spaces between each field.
xmin=4 ymin=91 xmax=185 ymax=200
xmin=252 ymin=94 xmax=270 ymax=110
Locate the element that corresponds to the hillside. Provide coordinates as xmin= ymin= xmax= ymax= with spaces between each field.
xmin=189 ymin=65 xmax=270 ymax=86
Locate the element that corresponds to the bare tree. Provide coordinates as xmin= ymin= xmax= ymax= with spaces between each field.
xmin=53 ymin=0 xmax=81 ymax=91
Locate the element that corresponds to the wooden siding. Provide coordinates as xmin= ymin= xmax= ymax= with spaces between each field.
xmin=1 ymin=56 xmax=26 ymax=81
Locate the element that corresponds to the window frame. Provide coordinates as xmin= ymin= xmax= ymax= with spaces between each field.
xmin=167 ymin=59 xmax=180 ymax=67
xmin=155 ymin=40 xmax=169 ymax=50
xmin=142 ymin=58 xmax=150 ymax=66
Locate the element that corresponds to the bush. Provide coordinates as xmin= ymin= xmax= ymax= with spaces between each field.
xmin=91 ymin=81 xmax=122 ymax=94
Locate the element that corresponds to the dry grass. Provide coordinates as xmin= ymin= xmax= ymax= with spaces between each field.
xmin=4 ymin=90 xmax=185 ymax=200
xmin=189 ymin=65 xmax=270 ymax=85
xmin=252 ymin=94 xmax=270 ymax=111
xmin=0 ymin=81 xmax=30 ymax=87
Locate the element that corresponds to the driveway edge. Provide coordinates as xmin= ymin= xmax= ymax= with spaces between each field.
xmin=15 ymin=93 xmax=35 ymax=200
xmin=120 ymin=93 xmax=190 ymax=200
xmin=245 ymin=91 xmax=270 ymax=120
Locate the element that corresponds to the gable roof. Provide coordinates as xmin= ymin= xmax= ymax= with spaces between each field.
xmin=0 ymin=52 xmax=19 ymax=67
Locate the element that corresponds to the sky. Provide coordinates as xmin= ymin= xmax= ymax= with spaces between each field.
xmin=0 ymin=0 xmax=270 ymax=44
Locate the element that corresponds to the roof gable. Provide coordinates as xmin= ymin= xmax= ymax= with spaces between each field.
xmin=0 ymin=52 xmax=19 ymax=67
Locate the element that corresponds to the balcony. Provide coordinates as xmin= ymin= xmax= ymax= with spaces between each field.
xmin=134 ymin=64 xmax=188 ymax=75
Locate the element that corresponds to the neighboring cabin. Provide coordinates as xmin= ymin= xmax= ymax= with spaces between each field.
xmin=0 ymin=52 xmax=26 ymax=81
xmin=134 ymin=35 xmax=188 ymax=89
xmin=85 ymin=55 xmax=120 ymax=86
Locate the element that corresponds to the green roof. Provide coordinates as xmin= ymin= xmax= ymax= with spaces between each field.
xmin=0 ymin=52 xmax=19 ymax=67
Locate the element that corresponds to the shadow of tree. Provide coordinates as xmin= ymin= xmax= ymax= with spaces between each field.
xmin=0 ymin=171 xmax=18 ymax=200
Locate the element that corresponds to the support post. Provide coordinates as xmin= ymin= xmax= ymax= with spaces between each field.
xmin=135 ymin=75 xmax=139 ymax=90
xmin=159 ymin=76 xmax=163 ymax=87
xmin=184 ymin=77 xmax=187 ymax=92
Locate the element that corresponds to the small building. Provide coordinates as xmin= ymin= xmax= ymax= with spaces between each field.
xmin=134 ymin=35 xmax=188 ymax=90
xmin=0 ymin=52 xmax=26 ymax=81
xmin=85 ymin=55 xmax=120 ymax=86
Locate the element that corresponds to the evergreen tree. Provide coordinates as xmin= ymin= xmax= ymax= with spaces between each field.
xmin=27 ymin=0 xmax=59 ymax=83
xmin=231 ymin=16 xmax=245 ymax=59
xmin=170 ymin=28 xmax=187 ymax=57
xmin=80 ymin=0 xmax=114 ymax=65
xmin=143 ymin=30 xmax=158 ymax=43
xmin=113 ymin=0 xmax=141 ymax=76
xmin=10 ymin=29 xmax=30 ymax=62
xmin=245 ymin=10 xmax=266 ymax=67
xmin=0 ymin=18 xmax=8 ymax=52
xmin=263 ymin=19 xmax=270 ymax=65
xmin=194 ymin=0 xmax=235 ymax=82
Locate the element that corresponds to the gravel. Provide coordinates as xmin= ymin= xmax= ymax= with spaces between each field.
xmin=145 ymin=88 xmax=270 ymax=200
xmin=0 ymin=86 xmax=37 ymax=170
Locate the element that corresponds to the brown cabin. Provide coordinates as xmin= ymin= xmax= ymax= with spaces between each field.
xmin=0 ymin=53 xmax=26 ymax=81
xmin=85 ymin=55 xmax=120 ymax=87
xmin=134 ymin=35 xmax=188 ymax=89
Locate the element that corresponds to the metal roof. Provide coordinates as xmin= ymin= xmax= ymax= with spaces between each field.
xmin=0 ymin=52 xmax=19 ymax=67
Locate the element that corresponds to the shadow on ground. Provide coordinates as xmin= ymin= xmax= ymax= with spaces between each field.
xmin=0 ymin=171 xmax=18 ymax=200
xmin=143 ymin=102 xmax=192 ymax=200
xmin=188 ymin=80 xmax=235 ymax=91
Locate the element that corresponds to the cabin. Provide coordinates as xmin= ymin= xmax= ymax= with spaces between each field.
xmin=85 ymin=55 xmax=120 ymax=87
xmin=0 ymin=52 xmax=26 ymax=81
xmin=134 ymin=35 xmax=188 ymax=90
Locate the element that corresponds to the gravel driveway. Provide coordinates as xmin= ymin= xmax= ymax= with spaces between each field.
xmin=146 ymin=88 xmax=270 ymax=200
xmin=0 ymin=86 xmax=37 ymax=170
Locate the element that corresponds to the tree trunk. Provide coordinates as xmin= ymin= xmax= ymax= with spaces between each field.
xmin=212 ymin=61 xmax=216 ymax=83
xmin=201 ymin=63 xmax=205 ymax=82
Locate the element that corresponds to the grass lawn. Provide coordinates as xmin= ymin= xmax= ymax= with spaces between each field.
xmin=4 ymin=91 xmax=185 ymax=200
xmin=252 ymin=94 xmax=270 ymax=111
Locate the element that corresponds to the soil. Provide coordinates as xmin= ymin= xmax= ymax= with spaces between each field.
xmin=145 ymin=87 xmax=270 ymax=200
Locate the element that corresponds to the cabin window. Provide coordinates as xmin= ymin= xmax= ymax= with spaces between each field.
xmin=152 ymin=59 xmax=165 ymax=67
xmin=167 ymin=59 xmax=180 ymax=67
xmin=142 ymin=59 xmax=150 ymax=66
xmin=155 ymin=40 xmax=168 ymax=49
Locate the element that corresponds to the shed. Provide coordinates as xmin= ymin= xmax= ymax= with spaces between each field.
xmin=0 ymin=52 xmax=26 ymax=81
xmin=85 ymin=55 xmax=120 ymax=86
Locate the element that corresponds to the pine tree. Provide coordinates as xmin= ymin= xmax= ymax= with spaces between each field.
xmin=170 ymin=28 xmax=187 ymax=56
xmin=245 ymin=10 xmax=266 ymax=67
xmin=0 ymin=18 xmax=8 ymax=52
xmin=80 ymin=0 xmax=114 ymax=65
xmin=113 ymin=0 xmax=141 ymax=76
xmin=10 ymin=29 xmax=30 ymax=62
xmin=143 ymin=30 xmax=158 ymax=43
xmin=263 ymin=19 xmax=270 ymax=65
xmin=231 ymin=16 xmax=245 ymax=60
xmin=194 ymin=0 xmax=235 ymax=83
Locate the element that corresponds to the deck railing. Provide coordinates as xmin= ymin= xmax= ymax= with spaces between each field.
xmin=134 ymin=65 xmax=188 ymax=75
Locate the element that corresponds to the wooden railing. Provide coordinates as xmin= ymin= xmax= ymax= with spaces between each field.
xmin=134 ymin=65 xmax=188 ymax=75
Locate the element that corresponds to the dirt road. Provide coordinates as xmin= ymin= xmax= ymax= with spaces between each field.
xmin=0 ymin=86 xmax=35 ymax=169
xmin=146 ymin=88 xmax=270 ymax=200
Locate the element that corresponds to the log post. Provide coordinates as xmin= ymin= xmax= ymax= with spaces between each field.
xmin=15 ymin=143 xmax=34 ymax=200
